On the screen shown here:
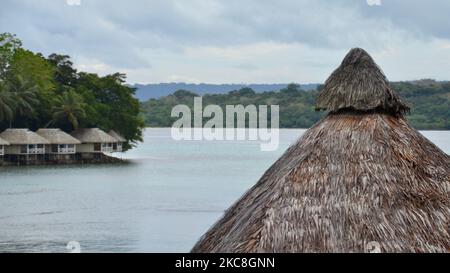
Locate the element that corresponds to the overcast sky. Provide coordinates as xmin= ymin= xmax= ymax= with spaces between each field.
xmin=1 ymin=0 xmax=450 ymax=84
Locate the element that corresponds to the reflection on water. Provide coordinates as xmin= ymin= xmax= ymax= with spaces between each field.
xmin=0 ymin=128 xmax=448 ymax=252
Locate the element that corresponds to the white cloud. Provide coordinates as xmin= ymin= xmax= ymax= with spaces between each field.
xmin=1 ymin=0 xmax=450 ymax=83
xmin=66 ymin=0 xmax=81 ymax=6
xmin=75 ymin=58 xmax=111 ymax=75
xmin=366 ymin=0 xmax=382 ymax=6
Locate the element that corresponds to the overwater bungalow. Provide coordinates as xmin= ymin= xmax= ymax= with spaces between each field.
xmin=108 ymin=130 xmax=126 ymax=152
xmin=191 ymin=48 xmax=450 ymax=253
xmin=0 ymin=136 xmax=9 ymax=158
xmin=36 ymin=129 xmax=81 ymax=160
xmin=70 ymin=128 xmax=117 ymax=158
xmin=0 ymin=129 xmax=50 ymax=163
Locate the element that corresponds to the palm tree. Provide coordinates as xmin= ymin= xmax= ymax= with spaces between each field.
xmin=50 ymin=89 xmax=86 ymax=130
xmin=6 ymin=75 xmax=39 ymax=127
xmin=0 ymin=81 xmax=16 ymax=123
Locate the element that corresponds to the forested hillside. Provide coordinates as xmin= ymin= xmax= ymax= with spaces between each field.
xmin=141 ymin=81 xmax=450 ymax=130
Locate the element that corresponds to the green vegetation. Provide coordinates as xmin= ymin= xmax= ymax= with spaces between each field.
xmin=142 ymin=82 xmax=450 ymax=130
xmin=0 ymin=33 xmax=144 ymax=150
xmin=392 ymin=80 xmax=450 ymax=129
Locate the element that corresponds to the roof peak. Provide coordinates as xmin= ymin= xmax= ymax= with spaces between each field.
xmin=341 ymin=48 xmax=372 ymax=65
xmin=315 ymin=48 xmax=409 ymax=115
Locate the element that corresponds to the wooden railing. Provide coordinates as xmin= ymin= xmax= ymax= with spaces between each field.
xmin=28 ymin=148 xmax=45 ymax=154
xmin=101 ymin=144 xmax=114 ymax=153
xmin=58 ymin=146 xmax=76 ymax=154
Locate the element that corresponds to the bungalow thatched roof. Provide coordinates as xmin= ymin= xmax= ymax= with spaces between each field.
xmin=70 ymin=128 xmax=117 ymax=143
xmin=192 ymin=48 xmax=450 ymax=253
xmin=36 ymin=129 xmax=81 ymax=145
xmin=108 ymin=130 xmax=126 ymax=142
xmin=0 ymin=136 xmax=9 ymax=145
xmin=0 ymin=129 xmax=49 ymax=145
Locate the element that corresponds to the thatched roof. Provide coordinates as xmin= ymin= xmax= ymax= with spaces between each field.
xmin=36 ymin=129 xmax=81 ymax=145
xmin=315 ymin=48 xmax=409 ymax=115
xmin=192 ymin=48 xmax=450 ymax=253
xmin=108 ymin=130 xmax=126 ymax=142
xmin=0 ymin=136 xmax=9 ymax=145
xmin=0 ymin=129 xmax=49 ymax=145
xmin=70 ymin=128 xmax=117 ymax=143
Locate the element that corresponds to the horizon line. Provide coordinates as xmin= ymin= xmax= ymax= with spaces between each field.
xmin=129 ymin=79 xmax=448 ymax=86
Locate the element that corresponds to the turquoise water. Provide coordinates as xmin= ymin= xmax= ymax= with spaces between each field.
xmin=0 ymin=128 xmax=448 ymax=253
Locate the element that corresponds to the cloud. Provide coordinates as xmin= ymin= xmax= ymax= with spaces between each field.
xmin=66 ymin=0 xmax=81 ymax=6
xmin=366 ymin=0 xmax=382 ymax=6
xmin=0 ymin=0 xmax=449 ymax=83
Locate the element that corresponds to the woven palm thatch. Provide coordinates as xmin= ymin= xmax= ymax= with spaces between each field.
xmin=0 ymin=136 xmax=9 ymax=146
xmin=70 ymin=128 xmax=117 ymax=143
xmin=316 ymin=48 xmax=409 ymax=115
xmin=108 ymin=130 xmax=126 ymax=142
xmin=0 ymin=129 xmax=49 ymax=145
xmin=191 ymin=48 xmax=450 ymax=253
xmin=36 ymin=129 xmax=81 ymax=145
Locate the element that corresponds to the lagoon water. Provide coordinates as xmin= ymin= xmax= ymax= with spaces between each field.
xmin=0 ymin=128 xmax=449 ymax=253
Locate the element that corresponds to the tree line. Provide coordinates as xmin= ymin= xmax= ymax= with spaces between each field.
xmin=141 ymin=81 xmax=450 ymax=130
xmin=0 ymin=33 xmax=144 ymax=150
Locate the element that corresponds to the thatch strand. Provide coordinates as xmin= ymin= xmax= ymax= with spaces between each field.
xmin=191 ymin=48 xmax=450 ymax=253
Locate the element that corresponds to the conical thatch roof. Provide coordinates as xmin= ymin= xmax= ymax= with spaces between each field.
xmin=192 ymin=48 xmax=450 ymax=253
xmin=70 ymin=128 xmax=117 ymax=143
xmin=0 ymin=136 xmax=9 ymax=145
xmin=108 ymin=130 xmax=126 ymax=142
xmin=36 ymin=129 xmax=81 ymax=145
xmin=316 ymin=48 xmax=409 ymax=115
xmin=0 ymin=129 xmax=49 ymax=145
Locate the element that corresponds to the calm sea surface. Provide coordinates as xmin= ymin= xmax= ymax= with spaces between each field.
xmin=0 ymin=128 xmax=448 ymax=253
